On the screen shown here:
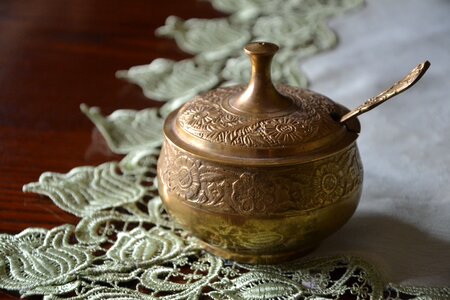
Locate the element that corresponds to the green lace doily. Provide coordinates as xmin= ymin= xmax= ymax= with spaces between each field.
xmin=1 ymin=0 xmax=450 ymax=299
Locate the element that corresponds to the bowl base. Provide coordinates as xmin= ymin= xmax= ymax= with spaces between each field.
xmin=199 ymin=240 xmax=319 ymax=264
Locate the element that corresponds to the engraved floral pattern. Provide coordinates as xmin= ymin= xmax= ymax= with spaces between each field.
xmin=197 ymin=181 xmax=228 ymax=206
xmin=158 ymin=141 xmax=362 ymax=215
xmin=231 ymin=173 xmax=276 ymax=214
xmin=195 ymin=223 xmax=285 ymax=250
xmin=347 ymin=151 xmax=364 ymax=191
xmin=261 ymin=116 xmax=309 ymax=143
xmin=177 ymin=85 xmax=343 ymax=148
xmin=169 ymin=155 xmax=200 ymax=199
xmin=314 ymin=162 xmax=345 ymax=206
xmin=179 ymin=100 xmax=222 ymax=130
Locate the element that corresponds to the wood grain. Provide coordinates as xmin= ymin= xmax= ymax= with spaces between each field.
xmin=0 ymin=0 xmax=224 ymax=232
xmin=0 ymin=1 xmax=222 ymax=298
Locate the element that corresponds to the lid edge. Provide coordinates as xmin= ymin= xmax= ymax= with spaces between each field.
xmin=163 ymin=108 xmax=359 ymax=166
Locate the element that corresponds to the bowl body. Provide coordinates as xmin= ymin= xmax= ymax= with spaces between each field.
xmin=157 ymin=139 xmax=363 ymax=264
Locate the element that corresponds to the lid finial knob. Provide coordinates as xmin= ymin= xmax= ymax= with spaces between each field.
xmin=230 ymin=42 xmax=294 ymax=115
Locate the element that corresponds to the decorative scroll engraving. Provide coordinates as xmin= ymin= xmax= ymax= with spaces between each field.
xmin=158 ymin=142 xmax=363 ymax=215
xmin=340 ymin=61 xmax=430 ymax=123
xmin=177 ymin=85 xmax=346 ymax=148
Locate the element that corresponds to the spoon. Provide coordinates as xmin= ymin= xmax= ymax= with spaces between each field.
xmin=340 ymin=60 xmax=431 ymax=123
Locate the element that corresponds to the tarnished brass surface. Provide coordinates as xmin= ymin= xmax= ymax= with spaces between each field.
xmin=157 ymin=141 xmax=363 ymax=263
xmin=156 ymin=41 xmax=429 ymax=264
xmin=229 ymin=43 xmax=295 ymax=115
xmin=166 ymin=42 xmax=360 ymax=167
xmin=166 ymin=84 xmax=358 ymax=166
xmin=159 ymin=141 xmax=362 ymax=215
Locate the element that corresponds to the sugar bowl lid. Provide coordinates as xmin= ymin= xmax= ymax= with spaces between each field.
xmin=163 ymin=42 xmax=359 ymax=166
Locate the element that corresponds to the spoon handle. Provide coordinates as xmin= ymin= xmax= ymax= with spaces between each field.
xmin=340 ymin=61 xmax=431 ymax=123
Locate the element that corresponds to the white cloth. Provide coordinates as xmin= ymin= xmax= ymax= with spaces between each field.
xmin=302 ymin=0 xmax=450 ymax=287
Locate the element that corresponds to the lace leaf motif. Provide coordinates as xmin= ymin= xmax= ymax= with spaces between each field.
xmin=81 ymin=104 xmax=164 ymax=155
xmin=23 ymin=162 xmax=145 ymax=217
xmin=0 ymin=225 xmax=91 ymax=297
xmin=156 ymin=16 xmax=251 ymax=61
xmin=116 ymin=58 xmax=221 ymax=104
xmin=5 ymin=153 xmax=450 ymax=299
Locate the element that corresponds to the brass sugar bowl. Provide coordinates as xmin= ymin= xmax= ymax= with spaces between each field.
xmin=157 ymin=42 xmax=430 ymax=264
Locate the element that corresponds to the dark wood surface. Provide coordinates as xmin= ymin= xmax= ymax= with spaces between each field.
xmin=0 ymin=1 xmax=222 ymax=298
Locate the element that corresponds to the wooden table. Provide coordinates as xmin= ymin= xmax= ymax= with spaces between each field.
xmin=0 ymin=1 xmax=222 ymax=298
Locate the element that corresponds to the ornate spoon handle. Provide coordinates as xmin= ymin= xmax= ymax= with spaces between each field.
xmin=340 ymin=61 xmax=431 ymax=123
